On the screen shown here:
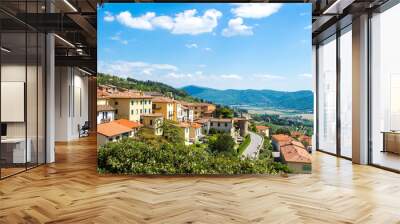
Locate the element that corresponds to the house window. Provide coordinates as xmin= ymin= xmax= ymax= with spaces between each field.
xmin=218 ymin=122 xmax=220 ymax=127
xmin=225 ymin=123 xmax=228 ymax=127
xmin=140 ymin=109 xmax=143 ymax=113
xmin=115 ymin=101 xmax=118 ymax=106
xmin=131 ymin=109 xmax=134 ymax=115
xmin=131 ymin=101 xmax=134 ymax=105
xmin=210 ymin=122 xmax=213 ymax=126
xmin=144 ymin=109 xmax=147 ymax=113
xmin=150 ymin=119 xmax=153 ymax=125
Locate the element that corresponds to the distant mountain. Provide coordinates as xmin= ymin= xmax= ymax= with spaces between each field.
xmin=182 ymin=85 xmax=313 ymax=112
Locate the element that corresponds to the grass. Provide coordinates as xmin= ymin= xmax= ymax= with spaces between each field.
xmin=237 ymin=134 xmax=251 ymax=155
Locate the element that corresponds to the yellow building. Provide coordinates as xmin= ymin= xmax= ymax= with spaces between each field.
xmin=173 ymin=100 xmax=184 ymax=122
xmin=107 ymin=91 xmax=153 ymax=122
xmin=141 ymin=113 xmax=164 ymax=136
xmin=152 ymin=97 xmax=174 ymax=120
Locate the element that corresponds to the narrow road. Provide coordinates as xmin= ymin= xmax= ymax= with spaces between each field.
xmin=242 ymin=132 xmax=263 ymax=159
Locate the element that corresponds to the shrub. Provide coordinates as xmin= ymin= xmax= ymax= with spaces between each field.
xmin=98 ymin=138 xmax=289 ymax=175
xmin=208 ymin=133 xmax=236 ymax=155
xmin=237 ymin=134 xmax=251 ymax=155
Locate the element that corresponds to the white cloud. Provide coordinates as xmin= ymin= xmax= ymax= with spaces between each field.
xmin=204 ymin=47 xmax=212 ymax=51
xmin=304 ymin=25 xmax=312 ymax=30
xmin=115 ymin=9 xmax=222 ymax=35
xmin=231 ymin=3 xmax=282 ymax=19
xmin=298 ymin=73 xmax=312 ymax=78
xmin=171 ymin=9 xmax=222 ymax=35
xmin=222 ymin=17 xmax=253 ymax=37
xmin=151 ymin=15 xmax=174 ymax=30
xmin=104 ymin=11 xmax=115 ymax=22
xmin=220 ymin=74 xmax=242 ymax=80
xmin=116 ymin=11 xmax=155 ymax=30
xmin=255 ymin=74 xmax=285 ymax=80
xmin=99 ymin=60 xmax=178 ymax=77
xmin=185 ymin=43 xmax=198 ymax=49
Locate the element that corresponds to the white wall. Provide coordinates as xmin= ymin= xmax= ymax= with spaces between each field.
xmin=55 ymin=67 xmax=89 ymax=141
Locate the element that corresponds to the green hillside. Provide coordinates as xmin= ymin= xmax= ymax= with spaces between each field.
xmin=182 ymin=85 xmax=313 ymax=112
xmin=97 ymin=73 xmax=200 ymax=102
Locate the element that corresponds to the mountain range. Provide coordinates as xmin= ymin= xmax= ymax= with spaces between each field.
xmin=182 ymin=85 xmax=313 ymax=112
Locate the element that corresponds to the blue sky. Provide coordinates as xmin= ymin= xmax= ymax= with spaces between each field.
xmin=98 ymin=3 xmax=312 ymax=91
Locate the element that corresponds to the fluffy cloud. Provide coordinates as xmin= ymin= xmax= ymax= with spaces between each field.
xmin=99 ymin=60 xmax=178 ymax=77
xmin=116 ymin=11 xmax=155 ymax=30
xmin=220 ymin=74 xmax=242 ymax=80
xmin=114 ymin=9 xmax=222 ymax=35
xmin=104 ymin=11 xmax=115 ymax=22
xmin=222 ymin=17 xmax=253 ymax=37
xmin=231 ymin=3 xmax=282 ymax=19
xmin=204 ymin=47 xmax=212 ymax=51
xmin=304 ymin=25 xmax=312 ymax=30
xmin=171 ymin=9 xmax=222 ymax=35
xmin=185 ymin=43 xmax=198 ymax=49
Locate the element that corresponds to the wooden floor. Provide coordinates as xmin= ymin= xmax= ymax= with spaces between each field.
xmin=1 ymin=136 xmax=400 ymax=223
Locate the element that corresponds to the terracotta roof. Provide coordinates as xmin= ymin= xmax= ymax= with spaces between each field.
xmin=272 ymin=134 xmax=293 ymax=146
xmin=210 ymin=118 xmax=233 ymax=123
xmin=175 ymin=122 xmax=190 ymax=128
xmin=107 ymin=91 xmax=153 ymax=99
xmin=191 ymin=123 xmax=202 ymax=128
xmin=97 ymin=121 xmax=132 ymax=137
xmin=97 ymin=104 xmax=116 ymax=112
xmin=280 ymin=143 xmax=312 ymax=163
xmin=114 ymin=119 xmax=142 ymax=129
xmin=194 ymin=118 xmax=209 ymax=124
xmin=97 ymin=90 xmax=110 ymax=99
xmin=152 ymin=97 xmax=174 ymax=103
xmin=291 ymin=131 xmax=303 ymax=138
xmin=141 ymin=113 xmax=163 ymax=117
xmin=256 ymin=125 xmax=269 ymax=131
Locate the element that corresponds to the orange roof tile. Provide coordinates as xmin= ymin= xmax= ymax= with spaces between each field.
xmin=97 ymin=122 xmax=132 ymax=137
xmin=280 ymin=144 xmax=312 ymax=163
xmin=191 ymin=123 xmax=202 ymax=128
xmin=107 ymin=91 xmax=152 ymax=99
xmin=176 ymin=122 xmax=190 ymax=128
xmin=152 ymin=97 xmax=174 ymax=103
xmin=272 ymin=134 xmax=293 ymax=146
xmin=210 ymin=118 xmax=233 ymax=123
xmin=256 ymin=125 xmax=269 ymax=131
xmin=114 ymin=119 xmax=142 ymax=129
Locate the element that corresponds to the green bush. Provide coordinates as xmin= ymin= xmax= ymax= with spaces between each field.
xmin=208 ymin=133 xmax=236 ymax=155
xmin=98 ymin=138 xmax=289 ymax=175
xmin=237 ymin=134 xmax=251 ymax=155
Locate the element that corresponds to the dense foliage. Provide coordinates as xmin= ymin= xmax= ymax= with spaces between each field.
xmin=183 ymin=85 xmax=314 ymax=112
xmin=237 ymin=134 xmax=251 ymax=155
xmin=208 ymin=133 xmax=236 ymax=155
xmin=98 ymin=73 xmax=201 ymax=102
xmin=98 ymin=138 xmax=290 ymax=175
xmin=214 ymin=105 xmax=234 ymax=118
xmin=252 ymin=114 xmax=313 ymax=136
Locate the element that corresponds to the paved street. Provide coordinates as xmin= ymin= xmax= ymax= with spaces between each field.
xmin=242 ymin=132 xmax=263 ymax=159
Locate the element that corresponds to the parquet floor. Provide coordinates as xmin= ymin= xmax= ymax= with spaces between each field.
xmin=1 ymin=136 xmax=400 ymax=223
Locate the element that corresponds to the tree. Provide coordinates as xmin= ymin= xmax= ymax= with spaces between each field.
xmin=162 ymin=121 xmax=185 ymax=145
xmin=275 ymin=127 xmax=291 ymax=135
xmin=208 ymin=133 xmax=236 ymax=155
xmin=215 ymin=105 xmax=234 ymax=118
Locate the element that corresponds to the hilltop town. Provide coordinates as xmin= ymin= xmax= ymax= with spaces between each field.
xmin=97 ymin=79 xmax=313 ymax=174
